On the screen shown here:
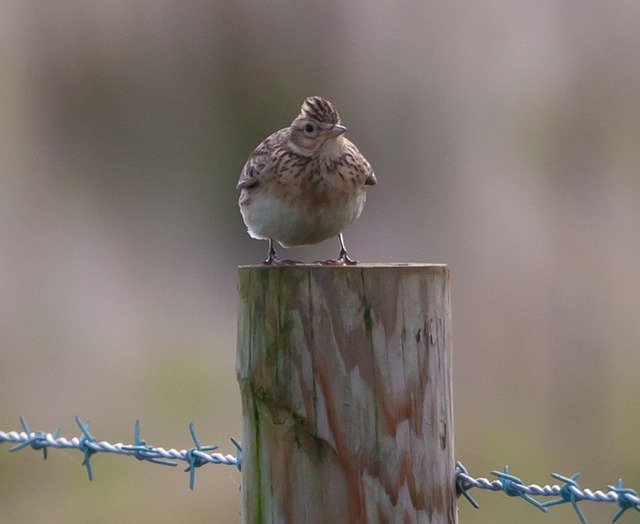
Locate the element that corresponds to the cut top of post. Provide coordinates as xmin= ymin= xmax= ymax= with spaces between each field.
xmin=237 ymin=263 xmax=448 ymax=269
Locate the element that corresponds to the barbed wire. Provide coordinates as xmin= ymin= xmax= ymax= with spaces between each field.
xmin=456 ymin=462 xmax=640 ymax=523
xmin=0 ymin=417 xmax=241 ymax=490
xmin=2 ymin=417 xmax=640 ymax=522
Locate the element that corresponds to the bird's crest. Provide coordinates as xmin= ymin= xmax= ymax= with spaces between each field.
xmin=299 ymin=96 xmax=341 ymax=125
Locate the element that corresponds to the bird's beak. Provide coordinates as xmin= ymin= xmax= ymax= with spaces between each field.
xmin=325 ymin=124 xmax=347 ymax=138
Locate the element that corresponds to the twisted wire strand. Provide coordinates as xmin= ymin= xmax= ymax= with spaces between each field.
xmin=456 ymin=463 xmax=640 ymax=523
xmin=0 ymin=430 xmax=239 ymax=466
xmin=1 ymin=417 xmax=241 ymax=489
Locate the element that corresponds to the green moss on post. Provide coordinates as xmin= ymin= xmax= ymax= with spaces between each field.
xmin=236 ymin=264 xmax=457 ymax=524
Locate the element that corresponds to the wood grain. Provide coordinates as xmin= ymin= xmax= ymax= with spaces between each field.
xmin=237 ymin=264 xmax=456 ymax=523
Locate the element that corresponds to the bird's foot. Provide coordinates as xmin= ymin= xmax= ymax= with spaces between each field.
xmin=262 ymin=249 xmax=280 ymax=265
xmin=262 ymin=240 xmax=303 ymax=265
xmin=314 ymin=251 xmax=358 ymax=266
xmin=337 ymin=253 xmax=358 ymax=265
xmin=263 ymin=252 xmax=303 ymax=266
xmin=263 ymin=255 xmax=303 ymax=266
xmin=318 ymin=234 xmax=359 ymax=265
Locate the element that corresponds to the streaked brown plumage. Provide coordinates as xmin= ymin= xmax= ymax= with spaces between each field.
xmin=237 ymin=96 xmax=376 ymax=264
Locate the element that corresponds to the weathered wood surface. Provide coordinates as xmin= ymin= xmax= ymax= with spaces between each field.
xmin=237 ymin=264 xmax=456 ymax=524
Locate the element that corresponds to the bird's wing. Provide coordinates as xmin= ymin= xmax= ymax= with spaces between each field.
xmin=364 ymin=158 xmax=377 ymax=186
xmin=236 ymin=152 xmax=266 ymax=190
xmin=236 ymin=129 xmax=287 ymax=190
xmin=344 ymin=140 xmax=377 ymax=186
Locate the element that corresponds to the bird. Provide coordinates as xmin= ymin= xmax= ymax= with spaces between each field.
xmin=237 ymin=96 xmax=376 ymax=265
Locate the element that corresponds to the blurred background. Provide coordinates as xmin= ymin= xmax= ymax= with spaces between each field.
xmin=1 ymin=1 xmax=639 ymax=522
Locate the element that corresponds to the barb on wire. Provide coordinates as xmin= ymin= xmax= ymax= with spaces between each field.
xmin=541 ymin=472 xmax=587 ymax=524
xmin=492 ymin=465 xmax=548 ymax=513
xmin=76 ymin=416 xmax=98 ymax=481
xmin=183 ymin=422 xmax=218 ymax=490
xmin=456 ymin=461 xmax=640 ymax=523
xmin=230 ymin=437 xmax=242 ymax=471
xmin=455 ymin=461 xmax=480 ymax=508
xmin=0 ymin=417 xmax=241 ymax=490
xmin=9 ymin=416 xmax=60 ymax=460
xmin=610 ymin=479 xmax=640 ymax=523
xmin=122 ymin=419 xmax=176 ymax=467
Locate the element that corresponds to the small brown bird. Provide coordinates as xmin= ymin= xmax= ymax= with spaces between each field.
xmin=237 ymin=96 xmax=377 ymax=265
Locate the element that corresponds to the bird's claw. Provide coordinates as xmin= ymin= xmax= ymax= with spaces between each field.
xmin=313 ymin=254 xmax=358 ymax=266
xmin=263 ymin=252 xmax=303 ymax=266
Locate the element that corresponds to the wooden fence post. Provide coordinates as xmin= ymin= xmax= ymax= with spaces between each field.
xmin=236 ymin=264 xmax=456 ymax=523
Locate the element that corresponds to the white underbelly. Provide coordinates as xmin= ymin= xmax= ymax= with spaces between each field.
xmin=240 ymin=192 xmax=366 ymax=247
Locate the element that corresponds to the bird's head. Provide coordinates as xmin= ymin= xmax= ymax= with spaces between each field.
xmin=288 ymin=96 xmax=347 ymax=157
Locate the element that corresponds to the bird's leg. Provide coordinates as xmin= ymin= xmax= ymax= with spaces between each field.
xmin=337 ymin=233 xmax=358 ymax=265
xmin=263 ymin=239 xmax=303 ymax=265
xmin=318 ymin=234 xmax=358 ymax=265
xmin=263 ymin=239 xmax=282 ymax=265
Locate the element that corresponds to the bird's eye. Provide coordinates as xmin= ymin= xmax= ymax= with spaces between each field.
xmin=303 ymin=123 xmax=316 ymax=136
